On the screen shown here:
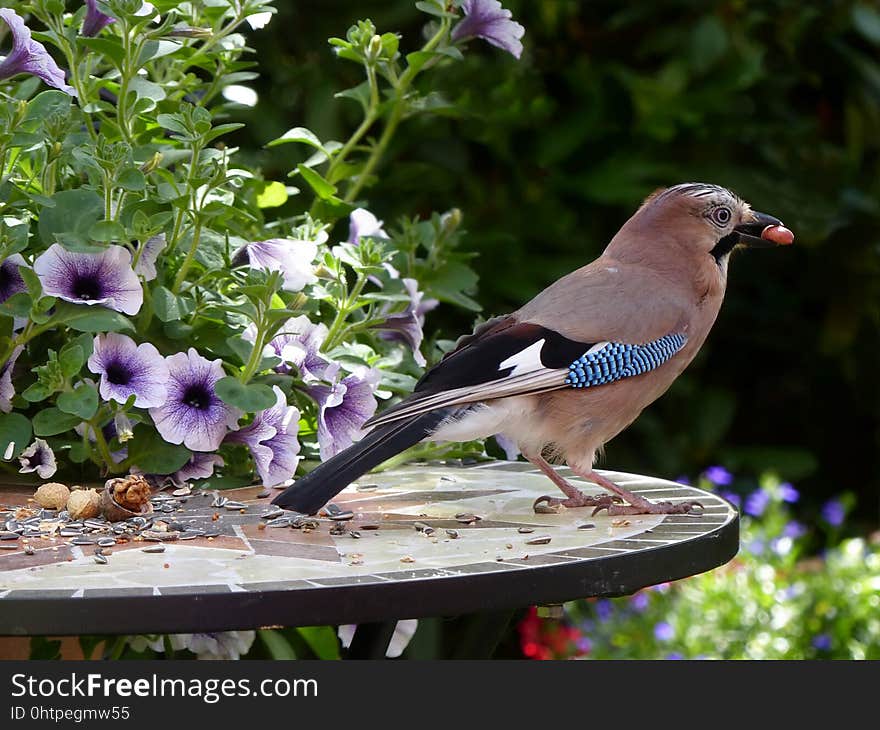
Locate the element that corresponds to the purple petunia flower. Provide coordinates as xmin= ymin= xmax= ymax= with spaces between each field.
xmin=782 ymin=520 xmax=807 ymax=540
xmin=719 ymin=490 xmax=741 ymax=508
xmin=82 ymin=0 xmax=115 ymax=37
xmin=373 ymin=278 xmax=438 ymax=367
xmin=308 ymin=363 xmax=379 ymax=460
xmin=744 ymin=489 xmax=770 ymax=517
xmin=88 ymin=333 xmax=169 ymax=408
xmin=821 ymin=498 xmax=845 ymax=527
xmin=18 ymin=438 xmax=56 ymax=479
xmin=778 ymin=481 xmax=800 ymax=504
xmin=0 ymin=9 xmax=76 ymax=95
xmin=233 ymin=233 xmax=324 ymax=292
xmin=452 ymin=0 xmax=525 ymax=60
xmin=34 ymin=244 xmax=143 ymax=315
xmin=0 ymin=345 xmax=22 ymax=414
xmin=746 ymin=538 xmax=765 ymax=555
xmin=704 ymin=465 xmax=734 ymax=486
xmin=654 ymin=621 xmax=674 ymax=642
xmin=174 ymin=452 xmax=224 ymax=483
xmin=0 ymin=254 xmax=26 ymax=304
xmin=812 ymin=634 xmax=832 ymax=651
xmin=594 ymin=599 xmax=613 ymax=622
xmin=228 ymin=386 xmax=301 ymax=487
xmin=243 ymin=315 xmax=330 ymax=381
xmin=133 ymin=234 xmax=165 ymax=281
xmin=630 ymin=592 xmax=650 ymax=613
xmin=348 ymin=208 xmax=389 ymax=245
xmin=149 ymin=348 xmax=240 ymax=452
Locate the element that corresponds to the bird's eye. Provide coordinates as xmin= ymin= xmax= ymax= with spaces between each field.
xmin=710 ymin=207 xmax=732 ymax=227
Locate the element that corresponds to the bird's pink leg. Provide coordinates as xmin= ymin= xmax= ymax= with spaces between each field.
xmin=567 ymin=467 xmax=703 ymax=516
xmin=524 ymin=452 xmax=621 ymax=511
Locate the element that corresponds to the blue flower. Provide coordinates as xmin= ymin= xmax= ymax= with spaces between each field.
xmin=812 ymin=634 xmax=831 ymax=651
xmin=452 ymin=0 xmax=525 ymax=60
xmin=0 ymin=9 xmax=75 ymax=95
xmin=782 ymin=520 xmax=806 ymax=540
xmin=630 ymin=592 xmax=649 ymax=613
xmin=654 ymin=621 xmax=674 ymax=642
xmin=308 ymin=363 xmax=380 ymax=460
xmin=665 ymin=652 xmax=684 ymax=660
xmin=594 ymin=599 xmax=613 ymax=622
xmin=704 ymin=465 xmax=733 ymax=485
xmin=719 ymin=490 xmax=741 ymax=508
xmin=778 ymin=482 xmax=800 ymax=503
xmin=821 ymin=498 xmax=845 ymax=527
xmin=744 ymin=489 xmax=770 ymax=517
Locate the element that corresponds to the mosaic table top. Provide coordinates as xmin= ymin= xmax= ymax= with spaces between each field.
xmin=0 ymin=461 xmax=738 ymax=635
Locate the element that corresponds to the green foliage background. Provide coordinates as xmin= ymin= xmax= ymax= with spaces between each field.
xmin=230 ymin=0 xmax=879 ymax=521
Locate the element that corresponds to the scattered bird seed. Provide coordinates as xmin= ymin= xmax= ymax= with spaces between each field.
xmin=94 ymin=553 xmax=108 ymax=564
xmin=577 ymin=523 xmax=596 ymax=530
xmin=0 ymin=531 xmax=20 ymax=540
xmin=172 ymin=486 xmax=192 ymax=497
xmin=533 ymin=504 xmax=559 ymax=514
xmin=349 ymin=531 xmax=361 ymax=539
xmin=414 ymin=522 xmax=434 ymax=534
xmin=524 ymin=535 xmax=552 ymax=545
xmin=24 ymin=546 xmax=35 ymax=556
xmin=0 ymin=544 xmax=18 ymax=550
xmin=211 ymin=495 xmax=227 ymax=508
xmin=455 ymin=513 xmax=481 ymax=524
xmin=142 ymin=545 xmax=165 ymax=554
xmin=71 ymin=537 xmax=96 ymax=545
xmin=261 ymin=508 xmax=284 ymax=520
xmin=266 ymin=517 xmax=290 ymax=528
xmin=400 ymin=555 xmax=415 ymax=563
xmin=517 ymin=527 xmax=535 ymax=534
xmin=97 ymin=538 xmax=117 ymax=547
xmin=355 ymin=483 xmax=378 ymax=492
xmin=178 ymin=533 xmax=200 ymax=541
xmin=359 ymin=524 xmax=380 ymax=531
xmin=328 ymin=511 xmax=354 ymax=521
xmin=445 ymin=529 xmax=459 ymax=539
xmin=323 ymin=503 xmax=343 ymax=516
xmin=329 ymin=523 xmax=347 ymax=536
xmin=224 ymin=501 xmax=247 ymax=510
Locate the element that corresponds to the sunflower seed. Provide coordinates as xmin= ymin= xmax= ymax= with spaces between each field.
xmin=329 ymin=523 xmax=347 ymax=536
xmin=355 ymin=483 xmax=378 ymax=492
xmin=142 ymin=545 xmax=166 ymax=554
xmin=329 ymin=511 xmax=354 ymax=522
xmin=142 ymin=530 xmax=179 ymax=542
xmin=349 ymin=531 xmax=361 ymax=539
xmin=517 ymin=527 xmax=535 ymax=534
xmin=97 ymin=538 xmax=117 ymax=547
xmin=323 ymin=503 xmax=343 ymax=516
xmin=414 ymin=522 xmax=432 ymax=532
xmin=211 ymin=495 xmax=227 ymax=508
xmin=261 ymin=508 xmax=284 ymax=520
xmin=0 ymin=544 xmax=18 ymax=550
xmin=533 ymin=504 xmax=559 ymax=514
xmin=445 ymin=529 xmax=459 ymax=539
xmin=359 ymin=524 xmax=380 ymax=531
xmin=94 ymin=553 xmax=108 ymax=564
xmin=0 ymin=531 xmax=20 ymax=540
xmin=24 ymin=546 xmax=35 ymax=556
xmin=455 ymin=513 xmax=481 ymax=524
xmin=266 ymin=517 xmax=291 ymax=528
xmin=202 ymin=531 xmax=220 ymax=538
xmin=72 ymin=536 xmax=96 ymax=545
xmin=172 ymin=486 xmax=192 ymax=497
xmin=183 ymin=528 xmax=205 ymax=537
xmin=178 ymin=533 xmax=200 ymax=540
xmin=84 ymin=519 xmax=107 ymax=529
xmin=224 ymin=501 xmax=247 ymax=510
xmin=577 ymin=523 xmax=596 ymax=530
xmin=524 ymin=535 xmax=552 ymax=545
xmin=60 ymin=528 xmax=83 ymax=537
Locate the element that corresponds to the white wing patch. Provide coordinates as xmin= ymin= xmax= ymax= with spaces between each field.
xmin=498 ymin=339 xmax=546 ymax=375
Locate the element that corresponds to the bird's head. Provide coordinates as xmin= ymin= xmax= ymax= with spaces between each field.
xmin=609 ymin=183 xmax=794 ymax=267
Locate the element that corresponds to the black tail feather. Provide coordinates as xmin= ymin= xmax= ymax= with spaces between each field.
xmin=271 ymin=409 xmax=451 ymax=514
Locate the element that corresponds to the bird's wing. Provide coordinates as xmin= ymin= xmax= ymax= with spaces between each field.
xmin=365 ymin=260 xmax=692 ymax=429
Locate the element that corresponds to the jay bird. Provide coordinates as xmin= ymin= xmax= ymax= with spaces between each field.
xmin=273 ymin=183 xmax=793 ymax=516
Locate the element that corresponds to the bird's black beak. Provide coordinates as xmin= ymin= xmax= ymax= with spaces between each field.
xmin=711 ymin=210 xmax=794 ymax=260
xmin=733 ymin=210 xmax=795 ymax=248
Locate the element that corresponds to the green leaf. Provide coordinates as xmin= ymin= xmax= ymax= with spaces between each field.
xmin=68 ymin=441 xmax=91 ymax=464
xmin=127 ymin=77 xmax=166 ymax=104
xmin=18 ymin=267 xmax=42 ymax=298
xmin=0 ymin=413 xmax=32 ymax=459
xmin=58 ymin=344 xmax=85 ymax=378
xmin=21 ymin=383 xmax=52 ymax=403
xmin=268 ymin=126 xmax=325 ymax=149
xmin=854 ymin=4 xmax=880 ymax=44
xmin=54 ymin=302 xmax=135 ymax=333
xmin=137 ymin=39 xmax=182 ymax=65
xmin=156 ymin=113 xmax=189 ymax=136
xmin=78 ymin=36 xmax=125 ymax=67
xmin=33 ymin=407 xmax=82 ymax=437
xmin=203 ymin=123 xmax=245 ymax=145
xmin=24 ymin=90 xmax=72 ymax=123
xmin=334 ymin=81 xmax=371 ymax=112
xmin=296 ymin=627 xmax=341 ymax=660
xmin=126 ymin=424 xmax=192 ymax=475
xmin=256 ymin=180 xmax=289 ymax=208
xmin=117 ymin=168 xmax=146 ymax=191
xmin=225 ymin=336 xmax=253 ymax=366
xmin=215 ymin=377 xmax=276 ymax=412
xmin=57 ymin=383 xmax=99 ymax=420
xmin=1 ymin=292 xmax=31 ymax=318
xmin=296 ymin=164 xmax=337 ymax=200
xmin=152 ymin=285 xmax=182 ymax=322
xmin=38 ymin=189 xmax=103 ymax=247
xmin=259 ymin=629 xmax=297 ymax=660
xmin=89 ymin=219 xmax=126 ymax=242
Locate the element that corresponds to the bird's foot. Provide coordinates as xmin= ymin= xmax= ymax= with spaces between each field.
xmin=533 ymin=493 xmax=623 ymax=512
xmin=591 ymin=498 xmax=704 ymax=516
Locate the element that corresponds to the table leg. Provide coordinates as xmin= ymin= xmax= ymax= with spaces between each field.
xmin=345 ymin=621 xmax=397 ymax=659
xmin=451 ymin=609 xmax=515 ymax=659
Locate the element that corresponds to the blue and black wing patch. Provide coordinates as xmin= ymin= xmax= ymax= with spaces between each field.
xmin=565 ymin=333 xmax=687 ymax=388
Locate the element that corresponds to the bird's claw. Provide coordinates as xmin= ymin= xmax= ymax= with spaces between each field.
xmin=592 ymin=500 xmax=705 ymax=516
xmin=533 ymin=493 xmax=623 ymax=512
